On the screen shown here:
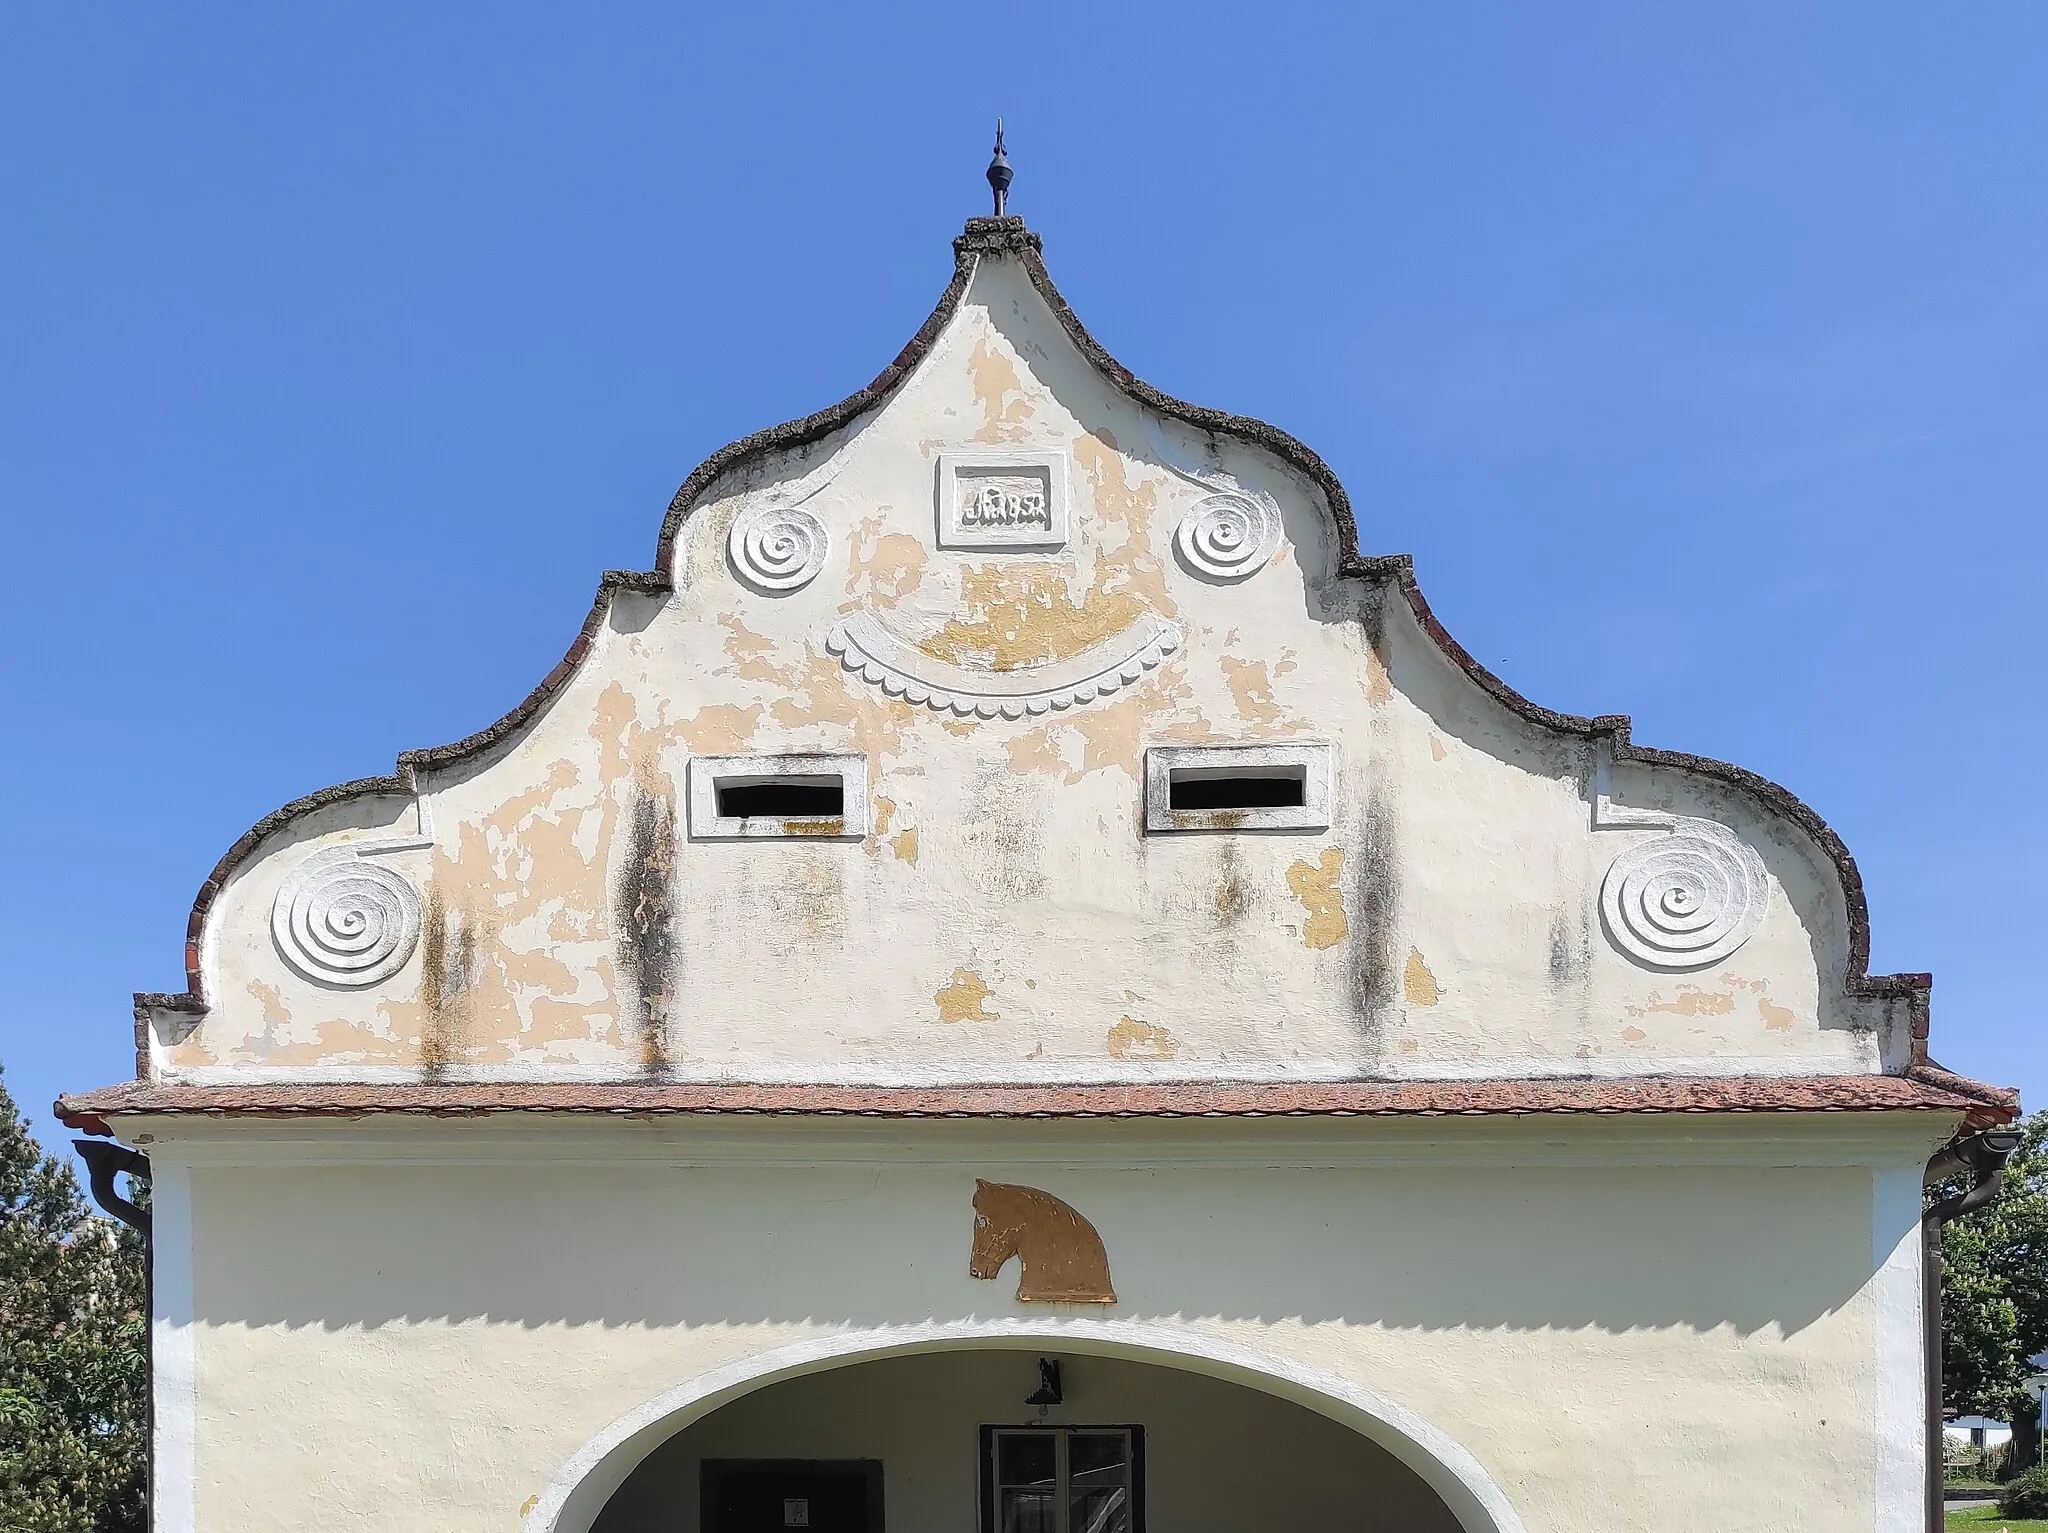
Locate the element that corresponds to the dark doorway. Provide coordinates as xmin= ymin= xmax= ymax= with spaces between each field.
xmin=702 ymin=1460 xmax=883 ymax=1533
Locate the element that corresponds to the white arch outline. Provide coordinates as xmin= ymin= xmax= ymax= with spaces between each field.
xmin=525 ymin=1319 xmax=1525 ymax=1533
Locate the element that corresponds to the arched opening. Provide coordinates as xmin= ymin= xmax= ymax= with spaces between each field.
xmin=595 ymin=1350 xmax=1463 ymax=1533
xmin=531 ymin=1324 xmax=1522 ymax=1533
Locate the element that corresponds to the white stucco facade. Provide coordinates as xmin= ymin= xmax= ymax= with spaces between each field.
xmin=138 ymin=239 xmax=1916 ymax=1090
xmin=64 ymin=211 xmax=2016 ymax=1533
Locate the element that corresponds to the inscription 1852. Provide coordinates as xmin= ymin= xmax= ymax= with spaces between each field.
xmin=937 ymin=451 xmax=1069 ymax=550
xmin=962 ymin=477 xmax=1052 ymax=530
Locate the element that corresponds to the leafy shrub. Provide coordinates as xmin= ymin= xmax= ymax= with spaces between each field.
xmin=0 ymin=1069 xmax=145 ymax=1533
xmin=1999 ymin=1465 xmax=2048 ymax=1518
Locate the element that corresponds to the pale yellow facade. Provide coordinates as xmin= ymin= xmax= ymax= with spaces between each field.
xmin=144 ymin=1116 xmax=1938 ymax=1533
xmin=66 ymin=212 xmax=2010 ymax=1533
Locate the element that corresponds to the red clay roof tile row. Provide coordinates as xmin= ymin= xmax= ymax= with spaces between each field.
xmin=53 ymin=1068 xmax=2017 ymax=1138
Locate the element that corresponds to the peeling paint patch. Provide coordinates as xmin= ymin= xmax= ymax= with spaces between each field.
xmin=920 ymin=563 xmax=1149 ymax=672
xmin=1630 ymin=986 xmax=1735 ymax=1019
xmin=520 ymin=1496 xmax=539 ymax=1519
xmin=1429 ymin=734 xmax=1446 ymax=762
xmin=1004 ymin=724 xmax=1073 ymax=780
xmin=1621 ymin=1025 xmax=1647 ymax=1043
xmin=1219 ymin=656 xmax=1285 ymax=729
xmin=867 ymin=795 xmax=916 ymax=856
xmin=1285 ymin=848 xmax=1349 ymax=950
xmin=1402 ymin=948 xmax=1440 ymax=1006
xmin=935 ymin=967 xmax=997 ymax=1023
xmin=968 ymin=336 xmax=1036 ymax=442
xmin=716 ymin=613 xmax=782 ymax=683
xmin=1721 ymin=972 xmax=1799 ymax=1031
xmin=844 ymin=514 xmax=927 ymax=608
xmin=674 ymin=701 xmax=767 ymax=754
xmin=245 ymin=979 xmax=289 ymax=1026
xmin=1106 ymin=1015 xmax=1178 ymax=1060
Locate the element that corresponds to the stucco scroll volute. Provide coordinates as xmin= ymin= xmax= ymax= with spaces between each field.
xmin=270 ymin=846 xmax=424 ymax=988
xmin=1174 ymin=490 xmax=1283 ymax=582
xmin=1590 ymin=742 xmax=1768 ymax=970
xmin=727 ymin=502 xmax=829 ymax=592
xmin=1600 ymin=824 xmax=1768 ymax=970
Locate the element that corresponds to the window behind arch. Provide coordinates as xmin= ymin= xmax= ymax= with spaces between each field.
xmin=981 ymin=1426 xmax=1144 ymax=1533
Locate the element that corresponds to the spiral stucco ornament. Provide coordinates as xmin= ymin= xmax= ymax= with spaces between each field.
xmin=1600 ymin=823 xmax=1768 ymax=970
xmin=1175 ymin=492 xmax=1282 ymax=582
xmin=271 ymin=848 xmax=423 ymax=987
xmin=728 ymin=502 xmax=828 ymax=592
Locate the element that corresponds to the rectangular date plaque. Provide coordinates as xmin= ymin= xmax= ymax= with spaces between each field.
xmin=935 ymin=450 xmax=1069 ymax=550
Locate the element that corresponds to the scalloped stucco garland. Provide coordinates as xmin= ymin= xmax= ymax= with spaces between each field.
xmin=825 ymin=610 xmax=1183 ymax=719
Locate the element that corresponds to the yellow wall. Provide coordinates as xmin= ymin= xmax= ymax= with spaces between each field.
xmin=140 ymin=1113 xmax=1943 ymax=1533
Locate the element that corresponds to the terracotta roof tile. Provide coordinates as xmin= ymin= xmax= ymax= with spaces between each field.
xmin=53 ymin=1068 xmax=2017 ymax=1137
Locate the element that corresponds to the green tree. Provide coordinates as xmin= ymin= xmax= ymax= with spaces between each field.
xmin=1941 ymin=1109 xmax=2048 ymax=1461
xmin=0 ymin=1067 xmax=146 ymax=1532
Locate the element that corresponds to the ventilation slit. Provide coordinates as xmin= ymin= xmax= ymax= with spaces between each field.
xmin=1168 ymin=767 xmax=1307 ymax=812
xmin=715 ymin=776 xmax=845 ymax=819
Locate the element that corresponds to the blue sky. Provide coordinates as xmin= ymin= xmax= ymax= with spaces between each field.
xmin=2 ymin=3 xmax=2041 ymax=1147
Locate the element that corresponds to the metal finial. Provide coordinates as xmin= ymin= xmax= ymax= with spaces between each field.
xmin=986 ymin=119 xmax=1013 ymax=217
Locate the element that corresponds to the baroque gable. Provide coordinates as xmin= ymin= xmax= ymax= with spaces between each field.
xmin=122 ymin=217 xmax=1957 ymax=1095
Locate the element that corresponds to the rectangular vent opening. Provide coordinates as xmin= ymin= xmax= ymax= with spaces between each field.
xmin=1168 ymin=765 xmax=1308 ymax=813
xmin=715 ymin=776 xmax=845 ymax=820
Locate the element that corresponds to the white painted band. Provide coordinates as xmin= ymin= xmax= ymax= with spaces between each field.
xmin=1871 ymin=1166 xmax=1926 ymax=1532
xmin=151 ymin=1160 xmax=197 ymax=1533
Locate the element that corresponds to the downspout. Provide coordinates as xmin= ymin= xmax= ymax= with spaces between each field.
xmin=1922 ymin=1127 xmax=2022 ymax=1533
xmin=76 ymin=1141 xmax=152 ymax=1533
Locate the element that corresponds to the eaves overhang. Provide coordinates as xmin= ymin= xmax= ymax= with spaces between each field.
xmin=56 ymin=1066 xmax=2018 ymax=1139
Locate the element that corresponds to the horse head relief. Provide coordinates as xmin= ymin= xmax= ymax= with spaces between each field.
xmin=968 ymin=1179 xmax=1117 ymax=1304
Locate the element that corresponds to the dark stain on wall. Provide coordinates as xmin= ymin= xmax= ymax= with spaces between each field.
xmin=1548 ymin=905 xmax=1590 ymax=988
xmin=615 ymin=779 xmax=679 ymax=1077
xmin=418 ymin=885 xmax=481 ymax=1083
xmin=1348 ymin=781 xmax=1400 ymax=1054
xmin=1211 ymin=835 xmax=1252 ymax=927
